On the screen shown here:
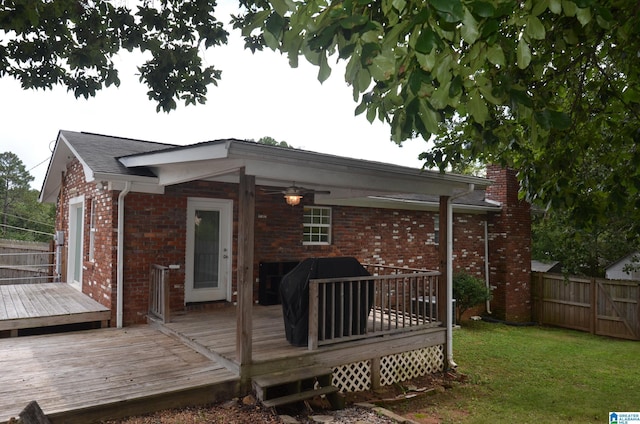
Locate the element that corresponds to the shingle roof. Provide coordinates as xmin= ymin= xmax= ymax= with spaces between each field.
xmin=61 ymin=130 xmax=175 ymax=178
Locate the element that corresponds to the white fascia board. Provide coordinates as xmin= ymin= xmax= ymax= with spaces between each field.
xmin=118 ymin=141 xmax=230 ymax=167
xmin=228 ymin=141 xmax=492 ymax=190
xmin=109 ymin=180 xmax=165 ymax=194
xmin=316 ymin=195 xmax=501 ymax=213
xmin=40 ymin=133 xmax=92 ymax=203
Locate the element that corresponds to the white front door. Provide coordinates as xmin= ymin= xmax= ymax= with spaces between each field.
xmin=185 ymin=198 xmax=232 ymax=303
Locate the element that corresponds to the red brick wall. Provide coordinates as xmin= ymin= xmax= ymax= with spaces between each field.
xmin=486 ymin=165 xmax=532 ymax=322
xmin=56 ymin=160 xmax=117 ymax=323
xmin=56 ymin=161 xmax=528 ymax=326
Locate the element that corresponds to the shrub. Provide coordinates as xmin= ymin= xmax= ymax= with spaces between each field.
xmin=453 ymin=272 xmax=491 ymax=323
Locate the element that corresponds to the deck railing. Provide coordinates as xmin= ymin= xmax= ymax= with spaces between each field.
xmin=149 ymin=264 xmax=170 ymax=323
xmin=308 ymin=270 xmax=441 ymax=350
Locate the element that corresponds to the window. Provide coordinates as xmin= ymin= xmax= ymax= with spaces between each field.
xmin=433 ymin=215 xmax=440 ymax=245
xmin=89 ymin=198 xmax=97 ymax=262
xmin=303 ymin=206 xmax=331 ymax=245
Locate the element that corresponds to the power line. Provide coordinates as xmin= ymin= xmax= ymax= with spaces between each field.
xmin=0 ymin=211 xmax=55 ymax=228
xmin=0 ymin=223 xmax=54 ymax=237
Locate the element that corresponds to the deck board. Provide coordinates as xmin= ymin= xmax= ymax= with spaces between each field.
xmin=0 ymin=283 xmax=111 ymax=333
xmin=0 ymin=326 xmax=239 ymax=423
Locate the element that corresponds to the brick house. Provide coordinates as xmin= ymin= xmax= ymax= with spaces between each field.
xmin=40 ymin=130 xmax=530 ymax=375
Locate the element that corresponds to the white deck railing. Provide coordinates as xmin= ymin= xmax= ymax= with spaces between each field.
xmin=307 ymin=270 xmax=441 ymax=350
xmin=149 ymin=264 xmax=170 ymax=323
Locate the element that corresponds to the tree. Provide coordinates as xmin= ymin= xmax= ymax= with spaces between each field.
xmin=532 ymin=209 xmax=638 ymax=277
xmin=257 ymin=136 xmax=293 ymax=148
xmin=453 ymin=272 xmax=491 ymax=323
xmin=0 ymin=152 xmax=32 ymax=234
xmin=0 ymin=152 xmax=54 ymax=242
xmin=234 ymin=0 xmax=640 ymax=232
xmin=3 ymin=1 xmax=639 ymax=235
xmin=0 ymin=0 xmax=228 ymax=111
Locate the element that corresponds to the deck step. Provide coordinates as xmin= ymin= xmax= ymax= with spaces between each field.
xmin=261 ymin=385 xmax=340 ymax=408
xmin=253 ymin=366 xmax=342 ymax=408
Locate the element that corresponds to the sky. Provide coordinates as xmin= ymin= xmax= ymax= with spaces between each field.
xmin=0 ymin=5 xmax=431 ymax=190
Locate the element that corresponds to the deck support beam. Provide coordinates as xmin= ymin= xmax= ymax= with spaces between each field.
xmin=237 ymin=168 xmax=255 ymax=372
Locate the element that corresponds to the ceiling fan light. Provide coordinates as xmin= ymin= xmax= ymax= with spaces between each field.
xmin=284 ymin=193 xmax=303 ymax=206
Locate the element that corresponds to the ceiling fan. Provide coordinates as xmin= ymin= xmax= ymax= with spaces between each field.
xmin=262 ymin=184 xmax=330 ymax=206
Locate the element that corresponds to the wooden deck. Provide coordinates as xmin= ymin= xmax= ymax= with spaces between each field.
xmin=0 ymin=283 xmax=111 ymax=336
xmin=0 ymin=326 xmax=239 ymax=423
xmin=156 ymin=304 xmax=445 ymax=377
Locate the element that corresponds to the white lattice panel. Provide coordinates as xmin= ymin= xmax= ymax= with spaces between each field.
xmin=332 ymin=361 xmax=371 ymax=393
xmin=380 ymin=345 xmax=444 ymax=386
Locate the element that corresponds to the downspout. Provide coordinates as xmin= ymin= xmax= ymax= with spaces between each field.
xmin=484 ymin=220 xmax=492 ymax=314
xmin=447 ymin=183 xmax=475 ymax=369
xmin=116 ymin=182 xmax=132 ymax=328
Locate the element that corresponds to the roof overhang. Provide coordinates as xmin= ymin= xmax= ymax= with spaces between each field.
xmin=119 ymin=140 xmax=492 ymax=204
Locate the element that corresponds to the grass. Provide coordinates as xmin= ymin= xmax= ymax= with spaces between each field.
xmin=386 ymin=321 xmax=640 ymax=423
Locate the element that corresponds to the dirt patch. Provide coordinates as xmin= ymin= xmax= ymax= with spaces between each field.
xmin=103 ymin=372 xmax=466 ymax=423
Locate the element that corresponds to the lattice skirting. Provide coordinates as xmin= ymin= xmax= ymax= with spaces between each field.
xmin=332 ymin=345 xmax=444 ymax=392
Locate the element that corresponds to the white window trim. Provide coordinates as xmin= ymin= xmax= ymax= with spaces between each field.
xmin=303 ymin=206 xmax=332 ymax=245
xmin=89 ymin=198 xmax=96 ymax=262
xmin=67 ymin=195 xmax=85 ymax=291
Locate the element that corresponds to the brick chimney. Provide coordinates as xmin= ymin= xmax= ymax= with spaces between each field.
xmin=485 ymin=165 xmax=532 ymax=322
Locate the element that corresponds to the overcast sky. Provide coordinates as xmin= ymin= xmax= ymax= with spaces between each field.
xmin=0 ymin=5 xmax=431 ymax=190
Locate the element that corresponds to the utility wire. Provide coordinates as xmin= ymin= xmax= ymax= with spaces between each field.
xmin=0 ymin=211 xmax=55 ymax=228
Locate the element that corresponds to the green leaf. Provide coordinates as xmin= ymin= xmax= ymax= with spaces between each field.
xmin=549 ymin=0 xmax=562 ymax=14
xmin=369 ymin=51 xmax=395 ymax=81
xmin=461 ymin=9 xmax=480 ymax=45
xmin=318 ymin=53 xmax=332 ymax=83
xmin=419 ymin=100 xmax=440 ymax=133
xmin=517 ymin=38 xmax=531 ymax=69
xmin=340 ymin=15 xmax=369 ymax=29
xmin=433 ymin=53 xmax=452 ymax=83
xmin=470 ymin=1 xmax=496 ymax=18
xmin=430 ymin=0 xmax=464 ymax=23
xmin=486 ymin=44 xmax=505 ymax=66
xmin=468 ymin=89 xmax=488 ymax=124
xmin=548 ymin=109 xmax=571 ymax=129
xmin=510 ymin=88 xmax=533 ymax=107
xmin=269 ymin=0 xmax=293 ymax=17
xmin=576 ymin=7 xmax=592 ymax=26
xmin=622 ymin=87 xmax=640 ymax=104
xmin=415 ymin=28 xmax=440 ymax=54
xmin=526 ymin=16 xmax=546 ymax=40
xmin=562 ymin=0 xmax=578 ymax=17
xmin=431 ymin=82 xmax=451 ymax=109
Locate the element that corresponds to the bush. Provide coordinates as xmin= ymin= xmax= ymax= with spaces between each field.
xmin=453 ymin=272 xmax=491 ymax=323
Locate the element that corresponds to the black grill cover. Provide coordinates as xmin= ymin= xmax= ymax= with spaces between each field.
xmin=280 ymin=257 xmax=373 ymax=346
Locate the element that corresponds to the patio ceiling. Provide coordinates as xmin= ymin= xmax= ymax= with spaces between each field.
xmin=118 ymin=139 xmax=492 ymax=206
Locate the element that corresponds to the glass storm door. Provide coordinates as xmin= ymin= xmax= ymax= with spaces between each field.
xmin=185 ymin=199 xmax=232 ymax=303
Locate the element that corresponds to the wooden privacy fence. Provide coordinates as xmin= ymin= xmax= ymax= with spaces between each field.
xmin=0 ymin=240 xmax=54 ymax=285
xmin=532 ymin=272 xmax=640 ymax=340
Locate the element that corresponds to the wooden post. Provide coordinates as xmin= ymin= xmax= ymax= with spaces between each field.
xmin=236 ymin=168 xmax=255 ymax=367
xmin=370 ymin=356 xmax=381 ymax=390
xmin=437 ymin=196 xmax=449 ymax=324
xmin=590 ymin=277 xmax=597 ymax=335
xmin=308 ymin=282 xmax=319 ymax=350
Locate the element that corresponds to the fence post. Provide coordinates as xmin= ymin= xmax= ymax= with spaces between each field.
xmin=590 ymin=278 xmax=597 ymax=335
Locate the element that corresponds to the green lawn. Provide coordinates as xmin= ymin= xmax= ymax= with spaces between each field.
xmin=386 ymin=321 xmax=640 ymax=423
